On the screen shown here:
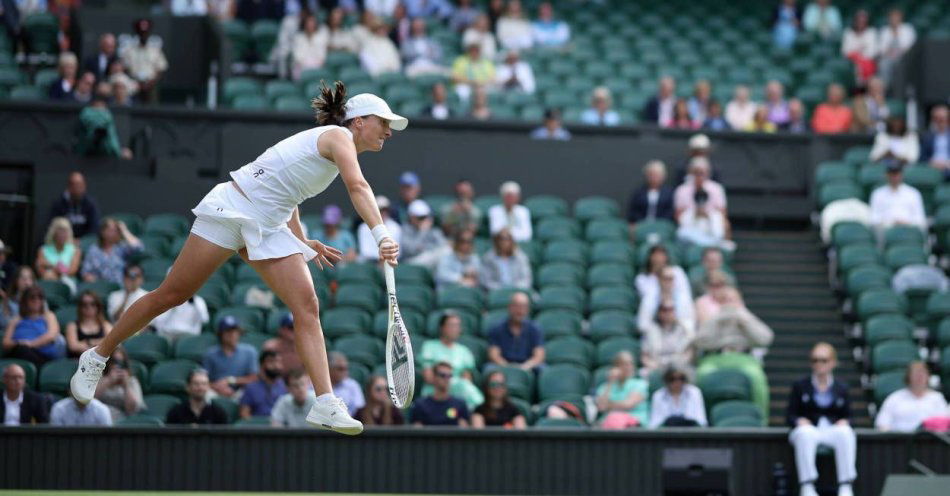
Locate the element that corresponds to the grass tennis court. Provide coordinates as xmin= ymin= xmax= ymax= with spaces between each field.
xmin=1 ymin=492 xmax=470 ymax=496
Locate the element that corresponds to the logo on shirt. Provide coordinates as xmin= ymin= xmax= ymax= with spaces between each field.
xmin=252 ymin=168 xmax=265 ymax=179
xmin=446 ymin=407 xmax=458 ymax=419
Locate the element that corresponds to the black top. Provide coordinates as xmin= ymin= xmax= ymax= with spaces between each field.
xmin=785 ymin=376 xmax=851 ymax=427
xmin=165 ymin=402 xmax=228 ymax=425
xmin=49 ymin=192 xmax=100 ymax=239
xmin=74 ymin=321 xmax=106 ymax=342
xmin=474 ymin=401 xmax=521 ymax=427
xmin=626 ymin=185 xmax=675 ymax=223
xmin=0 ymin=389 xmax=51 ymax=425
xmin=410 ymin=396 xmax=470 ymax=426
xmin=355 ymin=405 xmax=405 ymax=426
xmin=82 ymin=53 xmax=118 ymax=82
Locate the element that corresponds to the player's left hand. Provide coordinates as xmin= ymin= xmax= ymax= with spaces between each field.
xmin=307 ymin=239 xmax=343 ymax=269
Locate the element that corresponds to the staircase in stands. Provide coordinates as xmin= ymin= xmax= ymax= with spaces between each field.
xmin=732 ymin=229 xmax=872 ymax=427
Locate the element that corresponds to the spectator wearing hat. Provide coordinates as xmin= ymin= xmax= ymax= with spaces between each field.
xmin=496 ymin=0 xmax=533 ymax=52
xmin=166 ymin=368 xmax=228 ymax=425
xmin=240 ymin=350 xmax=287 ymax=419
xmin=531 ymin=2 xmax=569 ymax=48
xmin=435 ymin=231 xmax=481 ymax=289
xmin=1 ymin=363 xmax=50 ymax=425
xmin=675 ymin=133 xmax=720 ymax=183
xmin=422 ymin=82 xmax=452 ymax=120
xmin=783 ymin=98 xmax=810 ymax=133
xmin=582 ymin=86 xmax=621 ymax=127
xmin=673 ymin=157 xmax=727 ymax=219
xmin=107 ymin=265 xmax=149 ymax=322
xmin=203 ymin=316 xmax=259 ymax=398
xmin=868 ymin=162 xmax=926 ymax=234
xmin=495 ymin=50 xmax=535 ymax=94
xmin=488 ymin=181 xmax=532 ymax=242
xmin=812 ymin=83 xmax=853 ymax=134
xmin=922 ymin=104 xmax=950 ymax=174
xmin=702 ymin=100 xmax=730 ymax=131
xmin=649 ymin=364 xmax=707 ymax=428
xmin=0 ymin=239 xmax=16 ymax=290
xmin=120 ymin=18 xmax=168 ymax=103
xmin=687 ymin=80 xmax=712 ymax=124
xmin=627 ymin=160 xmax=675 ymax=228
xmin=264 ymin=313 xmax=302 ymax=375
xmin=462 ymin=14 xmax=497 ymax=62
xmin=480 ymin=228 xmax=532 ymax=291
xmin=642 ymin=77 xmax=676 ymax=126
xmin=49 ymin=171 xmax=101 ymax=239
xmin=402 ymin=200 xmax=448 ymax=269
xmin=328 ymin=351 xmax=365 ymax=416
xmin=311 ymin=205 xmax=357 ymax=264
xmin=394 ymin=171 xmax=421 ymax=225
xmin=441 ymin=179 xmax=482 ymax=238
xmin=357 ymin=195 xmax=402 ymax=263
xmin=530 ymin=109 xmax=571 ymax=141
xmin=451 ymin=39 xmax=494 ymax=102
xmin=152 ymin=291 xmax=209 ymax=344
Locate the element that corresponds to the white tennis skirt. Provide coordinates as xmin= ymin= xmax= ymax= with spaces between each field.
xmin=190 ymin=182 xmax=317 ymax=262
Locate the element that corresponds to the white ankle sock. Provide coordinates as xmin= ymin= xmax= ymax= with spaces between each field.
xmin=89 ymin=349 xmax=109 ymax=363
xmin=316 ymin=393 xmax=334 ymax=402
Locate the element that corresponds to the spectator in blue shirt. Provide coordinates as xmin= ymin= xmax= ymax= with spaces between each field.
xmin=581 ymin=87 xmax=621 ymax=127
xmin=80 ymin=217 xmax=143 ymax=284
xmin=487 ymin=292 xmax=545 ymax=370
xmin=411 ymin=362 xmax=471 ymax=426
xmin=202 ymin=315 xmax=259 ymax=399
xmin=530 ymin=109 xmax=571 ymax=141
xmin=50 ymin=396 xmax=112 ymax=426
xmin=403 ymin=0 xmax=453 ymax=20
xmin=239 ymin=350 xmax=288 ymax=419
xmin=311 ymin=204 xmax=357 ymax=264
xmin=531 ymin=2 xmax=570 ymax=48
xmin=702 ymin=100 xmax=731 ymax=131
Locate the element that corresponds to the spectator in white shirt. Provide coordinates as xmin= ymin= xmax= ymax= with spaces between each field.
xmin=357 ymin=195 xmax=403 ymax=263
xmin=50 ymin=396 xmax=112 ymax=426
xmin=649 ymin=364 xmax=707 ymax=428
xmin=462 ymin=14 xmax=497 ymax=62
xmin=422 ymin=82 xmax=452 ymax=120
xmin=802 ymin=0 xmax=842 ymax=41
xmin=488 ymin=181 xmax=533 ymax=242
xmin=868 ymin=162 xmax=927 ymax=233
xmin=107 ymin=265 xmax=148 ymax=322
xmin=401 ymin=200 xmax=448 ymax=269
xmin=364 ymin=0 xmax=399 ymax=18
xmin=635 ymin=244 xmax=692 ymax=315
xmin=170 ymin=0 xmax=208 ymax=15
xmin=875 ymin=361 xmax=948 ymax=432
xmin=153 ymin=294 xmax=209 ymax=343
xmin=325 ymin=7 xmax=359 ymax=53
xmin=877 ymin=8 xmax=916 ymax=87
xmin=291 ymin=11 xmax=329 ymax=81
xmin=495 ymin=50 xmax=535 ymax=94
xmin=725 ymin=85 xmax=756 ymax=131
xmin=870 ymin=117 xmax=919 ymax=165
xmin=841 ymin=9 xmax=878 ymax=83
xmin=531 ymin=2 xmax=569 ymax=48
xmin=360 ymin=21 xmax=402 ymax=77
xmin=638 ymin=267 xmax=695 ymax=334
xmin=640 ymin=300 xmax=695 ymax=374
xmin=270 ymin=369 xmax=316 ymax=427
xmin=402 ymin=18 xmax=446 ymax=78
xmin=496 ymin=0 xmax=533 ymax=52
xmin=677 ymin=190 xmax=734 ymax=252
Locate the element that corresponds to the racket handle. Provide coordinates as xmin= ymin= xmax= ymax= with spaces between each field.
xmin=384 ymin=262 xmax=396 ymax=293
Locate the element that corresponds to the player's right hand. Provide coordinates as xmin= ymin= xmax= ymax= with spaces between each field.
xmin=379 ymin=238 xmax=399 ymax=266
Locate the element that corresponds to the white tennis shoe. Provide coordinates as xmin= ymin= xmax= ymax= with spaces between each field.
xmin=70 ymin=349 xmax=107 ymax=405
xmin=306 ymin=395 xmax=363 ymax=435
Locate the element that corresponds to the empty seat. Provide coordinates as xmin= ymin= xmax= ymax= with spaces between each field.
xmin=588 ymin=310 xmax=636 ymax=342
xmin=537 ymin=364 xmax=590 ymax=402
xmin=872 ymin=370 xmax=905 ymax=406
xmin=545 ymin=337 xmax=594 ymax=369
xmin=536 ymin=263 xmax=585 ymax=288
xmin=39 ymin=359 xmax=78 ymax=395
xmin=322 ymin=307 xmax=371 ymax=339
xmin=862 ymin=313 xmax=914 ymax=347
xmin=855 ymin=289 xmax=907 ymax=322
xmin=534 ymin=309 xmax=583 ymax=339
xmin=543 ymin=240 xmax=589 ymax=266
xmin=587 ymin=263 xmax=633 ymax=289
xmin=871 ymin=340 xmax=918 ymax=373
xmin=143 ymin=394 xmax=182 ymax=419
xmin=536 ymin=286 xmax=585 ymax=313
xmin=831 ymin=222 xmax=874 ymax=248
xmin=524 ymin=195 xmax=568 ymax=220
xmin=214 ymin=306 xmax=265 ymax=334
xmin=174 ymin=333 xmax=219 ymax=362
xmin=710 ymin=400 xmax=763 ymax=427
xmin=884 ymin=245 xmax=927 ymax=271
xmin=334 ymin=334 xmax=383 ymax=368
xmin=595 ymin=336 xmax=640 ymax=367
xmin=335 ymin=263 xmax=382 ymax=286
xmin=335 ymin=284 xmax=382 ymax=313
xmin=124 ymin=333 xmax=170 ymax=365
xmin=697 ymin=368 xmax=752 ymax=409
xmin=844 ymin=264 xmax=891 ymax=297
xmin=437 ymin=285 xmax=484 ymax=315
xmin=633 ymin=220 xmax=677 ymax=245
xmin=149 ymin=360 xmax=200 ymax=395
xmin=498 ymin=366 xmax=535 ymax=402
xmin=588 ymin=286 xmax=637 ymax=313
xmin=144 ymin=214 xmax=190 ymax=239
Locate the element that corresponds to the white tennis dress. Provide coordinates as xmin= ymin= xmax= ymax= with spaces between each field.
xmin=190 ymin=125 xmax=351 ymax=261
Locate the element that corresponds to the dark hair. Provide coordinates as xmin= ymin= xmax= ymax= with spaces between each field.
xmin=359 ymin=374 xmax=396 ymax=425
xmin=479 ymin=370 xmax=513 ymax=423
xmin=311 ymin=80 xmax=350 ymax=126
xmin=123 ymin=264 xmax=142 ymax=278
xmin=693 ymin=189 xmax=709 ymax=205
xmin=433 ymin=361 xmax=453 ymax=374
xmin=298 ymin=9 xmax=316 ymax=31
xmin=18 ymin=286 xmax=45 ymax=318
xmin=76 ymin=289 xmax=107 ymax=325
xmin=103 ymin=345 xmax=133 ymax=376
xmin=187 ymin=368 xmax=209 ymax=385
xmin=885 ymin=116 xmax=907 ymax=136
xmin=438 ymin=311 xmax=460 ymax=330
xmin=663 ymin=364 xmax=690 ymax=384
xmin=259 ymin=349 xmax=279 ymax=365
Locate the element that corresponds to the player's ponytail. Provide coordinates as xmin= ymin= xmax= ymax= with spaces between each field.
xmin=311 ymin=80 xmax=348 ymax=126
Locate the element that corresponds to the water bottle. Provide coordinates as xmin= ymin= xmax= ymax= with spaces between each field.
xmin=772 ymin=462 xmax=789 ymax=496
xmin=207 ymin=61 xmax=219 ymax=110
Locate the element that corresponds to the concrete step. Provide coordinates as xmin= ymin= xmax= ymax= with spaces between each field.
xmin=737 ymin=251 xmax=827 ymax=264
xmin=744 ymin=296 xmax=838 ymax=310
xmin=733 ymin=230 xmax=818 ymax=241
xmin=754 ymin=308 xmax=842 ymax=322
xmin=737 ymin=284 xmax=833 ymax=297
xmin=739 ymin=273 xmax=830 ymax=286
xmin=734 ymin=263 xmax=827 ymax=275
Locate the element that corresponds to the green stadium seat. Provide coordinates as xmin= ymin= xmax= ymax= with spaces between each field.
xmin=140 ymin=257 xmax=173 ymax=281
xmin=534 ymin=417 xmax=585 ymax=428
xmin=863 ymin=313 xmax=914 ymax=347
xmin=844 ymin=264 xmax=891 ymax=296
xmin=498 ymin=366 xmax=534 ymax=402
xmin=935 ymin=183 xmax=950 ymax=207
xmin=585 ymin=218 xmax=628 ymax=242
xmin=925 ymin=292 xmax=950 ymax=331
xmin=535 ymin=216 xmax=582 ymax=241
xmin=543 ymin=240 xmax=588 ymax=266
xmin=538 ymin=365 xmax=590 ymax=402
xmin=9 ymin=85 xmax=42 ymax=100
xmin=39 ymin=359 xmax=78 ymax=395
xmin=143 ymin=394 xmax=182 ymax=418
xmin=936 ymin=317 xmax=950 ymax=349
xmin=250 ymin=20 xmax=280 ymax=60
xmin=524 ymin=195 xmax=569 ymax=220
xmin=174 ymin=333 xmax=219 ymax=362
xmin=335 ymin=263 xmax=381 ymax=286
xmin=149 ymin=360 xmax=200 ymax=395
xmin=815 ymin=161 xmax=856 ymax=185
xmin=536 ymin=263 xmax=585 ymax=288
xmin=336 ymin=284 xmax=382 ymax=313
xmin=223 ymin=77 xmax=262 ymax=104
xmin=697 ymin=368 xmax=752 ymax=409
xmin=23 ymin=13 xmax=59 ymax=54
xmin=213 ymin=396 xmax=240 ymax=423
xmin=587 ymin=263 xmax=633 ymax=289
xmin=818 ymin=182 xmax=862 ymax=208
xmin=574 ymin=196 xmax=620 ymax=222
xmin=882 ymin=225 xmax=926 ymax=250
xmin=54 ymin=305 xmax=77 ymax=329
xmin=873 ymin=370 xmax=905 ymax=406
xmin=264 ymin=80 xmax=300 ymax=102
xmin=633 ymin=220 xmax=677 ymax=245
xmin=903 ymin=166 xmax=941 ymax=210
xmin=831 ymin=222 xmax=873 ymax=248
xmin=233 ymin=94 xmax=269 ymax=110
xmin=856 ymin=289 xmax=907 ymax=322
xmin=394 ymin=264 xmax=432 ymax=287
xmin=859 ymin=164 xmax=886 ymax=197
xmin=109 ymin=213 xmax=144 ymax=236
xmin=457 ymin=335 xmax=488 ymax=367
xmin=871 ymin=340 xmax=918 ymax=373
xmin=883 ymin=245 xmax=927 ymax=271
xmin=235 ymin=264 xmax=264 ymax=284
xmin=214 ymin=306 xmax=265 ymax=334
xmin=234 ymin=416 xmax=272 ymax=427
xmin=714 ymin=415 xmax=762 ymax=428
xmin=710 ymin=400 xmax=763 ymax=427
xmin=636 ymin=242 xmax=681 ymax=268
xmin=391 ymin=284 xmax=433 ymax=314
xmin=534 ymin=309 xmax=583 ymax=339
xmin=124 ymin=333 xmax=170 ymax=365
xmin=322 ymin=307 xmax=371 ymax=339
xmin=437 ymin=285 xmax=484 ymax=314
xmin=348 ymin=362 xmax=370 ymax=388
xmin=0 ymin=67 xmax=24 ymax=88
xmin=473 ymin=195 xmax=501 ymax=213
xmin=36 ymin=280 xmax=71 ymax=309
xmin=486 ymin=287 xmax=528 ymax=310
xmin=118 ymin=413 xmax=165 ymax=426
xmin=0 ymin=359 xmax=37 ymax=389
xmin=837 ymin=244 xmax=880 ymax=275
xmin=229 ymin=282 xmax=273 ymax=308
xmin=595 ymin=336 xmax=640 ymax=367
xmin=221 ymin=20 xmax=252 ymax=60
xmin=545 ymin=337 xmax=594 ymax=369
xmin=274 ymin=95 xmax=310 ymax=111
xmin=196 ymin=281 xmax=229 ymax=312
xmin=536 ymin=286 xmax=585 ymax=313
xmin=334 ymin=334 xmax=383 ymax=368
xmin=590 ymin=241 xmax=634 ymax=265
xmin=144 ymin=214 xmax=190 ymax=239
xmin=588 ymin=310 xmax=636 ymax=342
xmin=588 ymin=286 xmax=637 ymax=313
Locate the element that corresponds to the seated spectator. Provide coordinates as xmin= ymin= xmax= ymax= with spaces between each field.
xmin=783 ymin=98 xmax=810 ymax=133
xmin=531 ymin=2 xmax=569 ymax=48
xmin=596 ymin=351 xmax=649 ymax=429
xmin=725 ymin=85 xmax=756 ymax=130
xmin=451 ymin=40 xmax=494 ymax=101
xmin=449 ymin=0 xmax=480 ymax=33
xmin=0 ymin=240 xmax=17 ymax=291
xmin=75 ymin=90 xmax=132 ymax=158
xmin=240 ymin=350 xmax=287 ymax=419
xmin=422 ymin=82 xmax=452 ymax=120
xmin=641 ymin=303 xmax=695 ymax=375
xmin=420 ymin=312 xmax=483 ymax=410
xmin=291 ymin=11 xmax=328 ymax=81
xmin=530 ymin=108 xmax=571 ymax=141
xmin=666 ymin=99 xmax=699 ymax=130
xmin=270 ymin=369 xmax=314 ymax=427
xmin=764 ymin=80 xmax=791 ymax=127
xmin=411 ymin=361 xmax=470 ymax=426
xmin=850 ymin=77 xmax=888 ymax=133
xmin=236 ymin=0 xmax=284 ymax=24
xmin=642 ymin=76 xmax=676 ymax=126
xmin=628 ymin=160 xmax=675 ymax=228
xmin=49 ymin=52 xmax=79 ymax=101
xmin=772 ymin=0 xmax=802 ymax=50
xmin=469 ymin=84 xmax=492 ymax=121
xmin=170 ymin=0 xmax=210 ymax=16
xmin=435 ymin=231 xmax=481 ymax=289
xmin=746 ymin=106 xmax=778 ymax=133
xmin=496 ymin=0 xmax=533 ymax=52
xmin=120 ymin=18 xmax=168 ymax=103
xmin=95 ymin=346 xmax=145 ymax=422
xmin=166 ymin=368 xmax=229 ymax=425
xmin=581 ymin=86 xmax=621 ymax=127
xmin=2 ymin=287 xmax=64 ymax=367
xmin=403 ymin=0 xmax=453 ymax=20
xmin=64 ymin=290 xmax=111 ymax=357
xmin=678 ymin=134 xmax=718 ymax=183
xmin=811 ymin=83 xmax=853 ymax=134
xmin=1 ymin=267 xmax=34 ymax=333
xmin=877 ymin=8 xmax=916 ymax=86
xmin=391 ymin=2 xmax=412 ymax=44
xmin=364 ymin=0 xmax=399 ymax=18
xmin=203 ymin=316 xmax=259 ymax=398
xmin=922 ymin=104 xmax=950 ymax=174
xmin=495 ymin=50 xmax=535 ymax=94
xmin=263 ymin=313 xmax=301 ymax=375
xmin=472 ymin=370 xmax=527 ymax=428
xmin=311 ymin=205 xmax=357 ymax=264
xmin=693 ymin=279 xmax=773 ymax=353
xmin=693 ymin=270 xmax=736 ymax=326
xmin=50 ymin=396 xmax=112 ymax=426
xmin=687 ymin=80 xmax=712 ymax=123
xmin=690 ymin=247 xmax=736 ymax=295
xmin=401 ymin=18 xmax=445 ymax=78
xmin=107 ymin=265 xmax=148 ymax=322
xmin=35 ymin=217 xmax=81 ymax=286
xmin=462 ymin=14 xmax=497 ymax=62
xmin=870 ymin=117 xmax=919 ymax=165
xmin=394 ymin=171 xmax=421 ymax=226
xmin=328 ymin=351 xmax=365 ymax=416
xmin=360 ymin=21 xmax=401 ymax=77
xmin=480 ymin=229 xmax=532 ymax=291
xmin=802 ymin=0 xmax=842 ymax=41
xmin=108 ymin=61 xmax=139 ymax=105
xmin=487 ymin=292 xmax=545 ymax=370
xmin=50 ymin=171 xmax=100 ymax=239
xmin=83 ymin=33 xmax=118 ymax=82
xmin=402 ymin=200 xmax=448 ymax=269
xmin=635 ymin=244 xmax=692 ymax=308
xmin=325 ymin=7 xmax=358 ymax=53
xmin=1 ymin=363 xmax=50 ymax=425
xmin=487 ymin=0 xmax=504 ymax=29
xmin=441 ymin=179 xmax=482 ymax=237
xmin=875 ymin=361 xmax=948 ymax=432
xmin=71 ymin=71 xmax=95 ymax=104
xmin=638 ymin=266 xmax=695 ymax=333
xmin=868 ymin=162 xmax=926 ymax=233
xmin=152 ymin=292 xmax=210 ymax=343
xmin=673 ymin=157 xmax=727 ymax=218
xmin=786 ymin=342 xmax=856 ymax=496
xmin=488 ymin=181 xmax=532 ymax=241
xmin=702 ymin=99 xmax=730 ymax=131
xmin=649 ymin=364 xmax=707 ymax=428
xmin=841 ymin=9 xmax=878 ymax=83
xmin=356 ymin=195 xmax=402 ymax=263
xmin=356 ymin=375 xmax=405 ymax=426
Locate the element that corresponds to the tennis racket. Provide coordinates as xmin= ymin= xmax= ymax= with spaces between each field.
xmin=384 ymin=263 xmax=415 ymax=408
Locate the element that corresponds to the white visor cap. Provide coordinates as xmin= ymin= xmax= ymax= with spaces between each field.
xmin=344 ymin=93 xmax=409 ymax=131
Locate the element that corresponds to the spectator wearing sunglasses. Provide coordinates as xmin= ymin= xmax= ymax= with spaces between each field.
xmin=2 ymin=287 xmax=65 ymax=367
xmin=411 ymin=362 xmax=470 ymax=427
xmin=640 ymin=300 xmax=694 ymax=374
xmin=649 ymin=364 xmax=707 ymax=428
xmin=64 ymin=290 xmax=112 ymax=357
xmin=356 ymin=375 xmax=405 ymax=426
xmin=472 ymin=370 xmax=526 ymax=428
xmin=107 ymin=265 xmax=149 ymax=322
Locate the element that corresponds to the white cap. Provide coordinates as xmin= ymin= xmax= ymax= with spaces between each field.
xmin=408 ymin=199 xmax=431 ymax=217
xmin=688 ymin=133 xmax=710 ymax=150
xmin=344 ymin=93 xmax=408 ymax=131
xmin=375 ymin=195 xmax=391 ymax=209
xmin=499 ymin=181 xmax=521 ymax=196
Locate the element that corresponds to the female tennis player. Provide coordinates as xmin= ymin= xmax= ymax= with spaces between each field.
xmin=70 ymin=82 xmax=405 ymax=435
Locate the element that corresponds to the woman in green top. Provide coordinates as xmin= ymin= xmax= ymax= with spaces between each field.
xmin=35 ymin=217 xmax=82 ymax=284
xmin=596 ymin=351 xmax=649 ymax=428
xmin=419 ymin=312 xmax=484 ymax=409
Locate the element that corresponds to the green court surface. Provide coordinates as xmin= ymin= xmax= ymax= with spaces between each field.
xmin=1 ymin=492 xmax=465 ymax=496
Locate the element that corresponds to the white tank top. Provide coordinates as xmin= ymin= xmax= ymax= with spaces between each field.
xmin=230 ymin=125 xmax=350 ymax=225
